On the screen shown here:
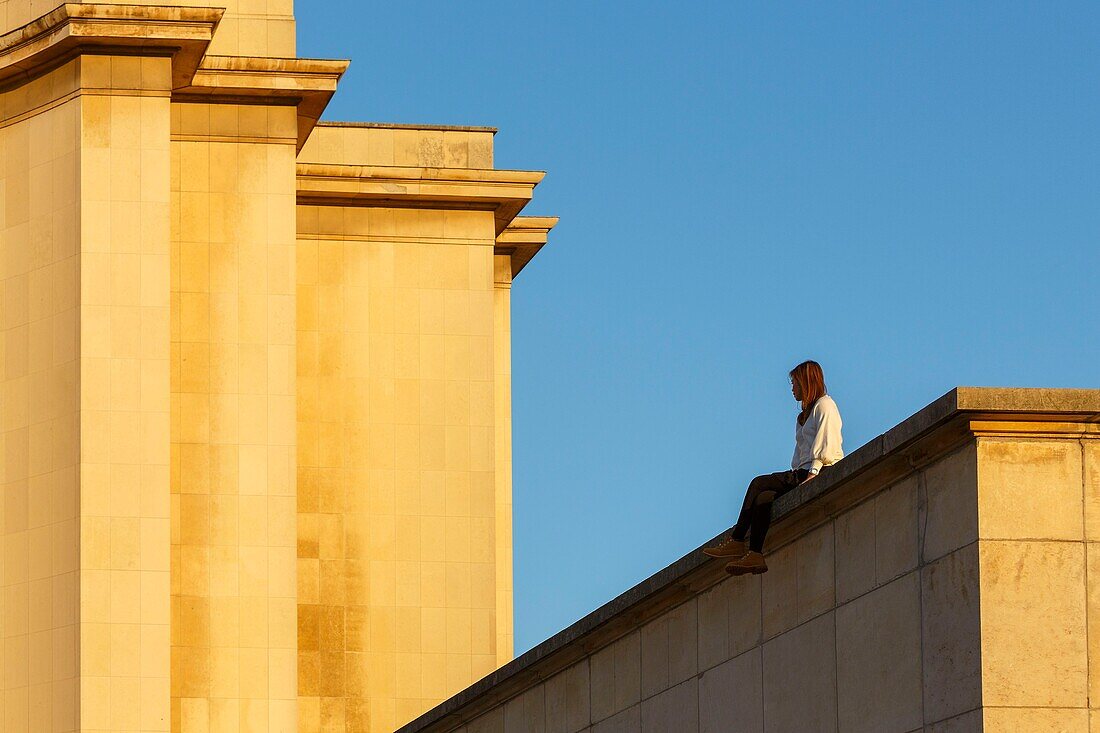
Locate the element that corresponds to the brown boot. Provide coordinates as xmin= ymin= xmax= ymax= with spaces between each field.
xmin=725 ymin=551 xmax=767 ymax=576
xmin=703 ymin=537 xmax=748 ymax=559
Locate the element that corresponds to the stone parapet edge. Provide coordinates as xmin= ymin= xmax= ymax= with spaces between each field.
xmin=394 ymin=386 xmax=1100 ymax=733
xmin=317 ymin=120 xmax=498 ymax=134
xmin=295 ymin=164 xmax=546 ymax=235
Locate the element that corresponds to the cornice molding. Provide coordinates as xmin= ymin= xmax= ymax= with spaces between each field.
xmin=0 ymin=3 xmax=223 ymax=91
xmin=0 ymin=7 xmax=348 ymax=151
xmin=496 ymin=215 xmax=559 ymax=278
xmin=173 ymin=55 xmax=349 ymax=150
xmin=296 ymin=163 xmax=545 ymax=235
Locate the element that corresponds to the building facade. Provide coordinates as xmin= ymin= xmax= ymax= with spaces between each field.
xmin=392 ymin=388 xmax=1100 ymax=733
xmin=0 ymin=2 xmax=554 ymax=732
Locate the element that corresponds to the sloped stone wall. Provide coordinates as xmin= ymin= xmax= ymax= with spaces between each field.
xmin=450 ymin=444 xmax=978 ymax=733
xmin=395 ymin=389 xmax=1100 ymax=733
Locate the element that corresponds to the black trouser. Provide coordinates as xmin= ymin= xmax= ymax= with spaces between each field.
xmin=731 ymin=469 xmax=810 ymax=552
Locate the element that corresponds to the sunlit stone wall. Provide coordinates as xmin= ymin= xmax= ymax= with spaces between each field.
xmin=294 ymin=198 xmax=503 ymax=731
xmin=169 ymin=102 xmax=300 ymax=732
xmin=2 ymin=54 xmax=176 ymax=732
xmin=1 ymin=3 xmax=546 ymax=731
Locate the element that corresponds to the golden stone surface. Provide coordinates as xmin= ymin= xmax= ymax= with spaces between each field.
xmin=1 ymin=2 xmax=552 ymax=731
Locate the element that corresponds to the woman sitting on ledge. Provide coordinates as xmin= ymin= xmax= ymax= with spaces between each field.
xmin=705 ymin=360 xmax=844 ymax=575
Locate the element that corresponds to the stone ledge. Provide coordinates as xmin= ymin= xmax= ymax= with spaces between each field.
xmin=395 ymin=386 xmax=1100 ymax=733
xmin=296 ymin=164 xmax=546 ymax=235
xmin=318 ymin=120 xmax=499 ymax=134
xmin=0 ymin=3 xmax=223 ymax=92
xmin=173 ymin=55 xmax=349 ymax=150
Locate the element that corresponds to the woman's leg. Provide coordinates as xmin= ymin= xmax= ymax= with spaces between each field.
xmin=726 ymin=470 xmax=813 ymax=574
xmin=733 ymin=470 xmax=808 ymax=549
xmin=748 ymin=490 xmax=779 ymax=552
xmin=730 ymin=476 xmax=765 ymax=541
xmin=731 ymin=472 xmax=791 ymax=542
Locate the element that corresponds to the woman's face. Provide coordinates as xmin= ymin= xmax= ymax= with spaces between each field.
xmin=791 ymin=377 xmax=803 ymax=402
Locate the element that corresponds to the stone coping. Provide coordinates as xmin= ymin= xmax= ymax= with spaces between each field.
xmin=192 ymin=54 xmax=350 ymax=81
xmin=296 ymin=164 xmax=546 ymax=183
xmin=318 ymin=120 xmax=498 ymax=134
xmin=395 ymin=386 xmax=1100 ymax=733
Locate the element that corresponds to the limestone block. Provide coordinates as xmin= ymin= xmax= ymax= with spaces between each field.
xmin=503 ymin=684 xmax=546 ymax=733
xmin=699 ymin=648 xmax=762 ymax=733
xmin=639 ymin=612 xmax=669 ymax=698
xmin=591 ymin=705 xmax=639 ymax=733
xmin=1081 ymin=441 xmax=1100 ymax=539
xmin=640 ymin=678 xmax=697 ymax=733
xmin=667 ymin=598 xmax=698 ymax=686
xmin=728 ymin=573 xmax=762 ymax=658
xmin=979 ymin=540 xmax=1087 ymax=708
xmin=921 ymin=544 xmax=982 ymax=723
xmin=1092 ymin=709 xmax=1100 ymax=733
xmin=590 ymin=642 xmax=616 ymax=724
xmin=836 ymin=572 xmax=922 ymax=733
xmin=468 ymin=707 xmax=505 ymax=733
xmin=982 ymin=707 xmax=1089 ymax=731
xmin=921 ymin=443 xmax=978 ymax=563
xmin=545 ymin=660 xmax=590 ymax=733
xmin=796 ymin=523 xmax=835 ymax=624
xmin=697 ymin=578 xmax=731 ymax=672
xmin=762 ymin=612 xmax=836 ymax=733
xmin=590 ymin=631 xmax=640 ymax=723
xmin=614 ymin=631 xmax=643 ymax=717
xmin=875 ymin=475 xmax=918 ymax=583
xmin=977 ymin=439 xmax=1083 ymax=540
xmin=761 ymin=541 xmax=797 ymax=639
xmin=835 ymin=498 xmax=875 ymax=604
xmin=640 ymin=598 xmax=698 ymax=698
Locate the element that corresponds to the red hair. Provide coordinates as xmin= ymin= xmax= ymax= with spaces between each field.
xmin=790 ymin=360 xmax=827 ymax=425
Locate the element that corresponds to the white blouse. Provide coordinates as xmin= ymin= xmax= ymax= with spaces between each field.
xmin=791 ymin=394 xmax=844 ymax=473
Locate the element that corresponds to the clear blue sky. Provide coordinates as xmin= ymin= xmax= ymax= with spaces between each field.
xmin=298 ymin=2 xmax=1100 ymax=654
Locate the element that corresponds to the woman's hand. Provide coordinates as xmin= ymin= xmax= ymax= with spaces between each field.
xmin=800 ymin=473 xmax=817 ymax=485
